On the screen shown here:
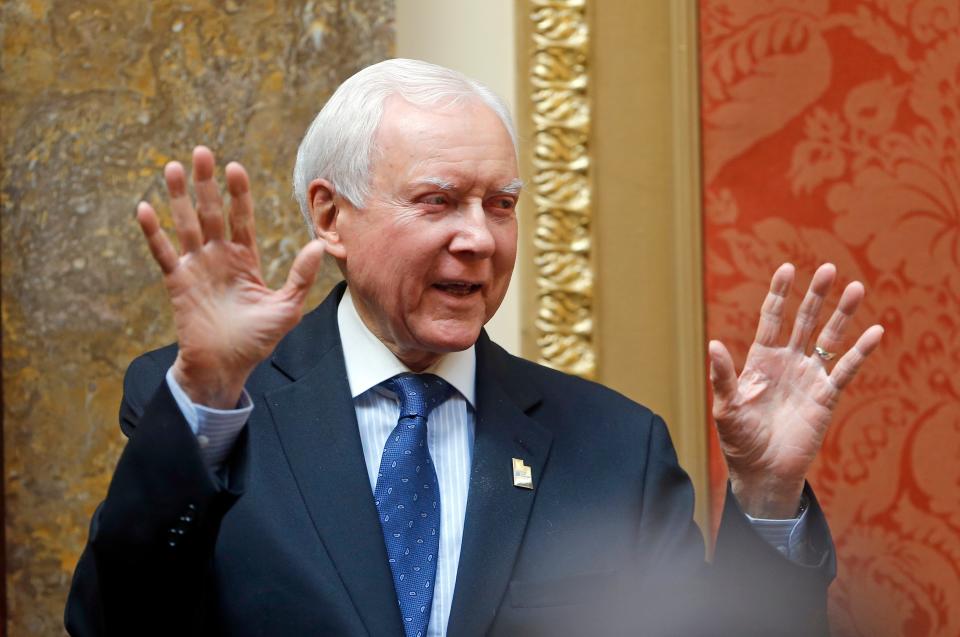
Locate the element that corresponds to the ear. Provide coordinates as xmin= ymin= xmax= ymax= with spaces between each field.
xmin=307 ymin=178 xmax=347 ymax=259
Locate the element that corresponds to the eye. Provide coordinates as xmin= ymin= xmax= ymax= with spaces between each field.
xmin=487 ymin=196 xmax=516 ymax=211
xmin=419 ymin=194 xmax=449 ymax=207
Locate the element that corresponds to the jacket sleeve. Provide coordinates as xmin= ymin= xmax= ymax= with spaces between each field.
xmin=628 ymin=415 xmax=835 ymax=637
xmin=65 ymin=352 xmax=248 ymax=637
xmin=710 ymin=479 xmax=835 ymax=635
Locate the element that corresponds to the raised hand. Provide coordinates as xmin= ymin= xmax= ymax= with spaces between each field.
xmin=136 ymin=146 xmax=326 ymax=408
xmin=709 ymin=263 xmax=884 ymax=519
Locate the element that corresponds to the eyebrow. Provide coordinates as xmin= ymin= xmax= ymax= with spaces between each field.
xmin=498 ymin=178 xmax=524 ymax=195
xmin=416 ymin=177 xmax=457 ymax=191
xmin=413 ymin=177 xmax=525 ymax=195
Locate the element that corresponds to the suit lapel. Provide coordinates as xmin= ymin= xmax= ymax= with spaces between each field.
xmin=446 ymin=335 xmax=553 ymax=637
xmin=264 ymin=283 xmax=404 ymax=637
xmin=263 ymin=289 xmax=551 ymax=636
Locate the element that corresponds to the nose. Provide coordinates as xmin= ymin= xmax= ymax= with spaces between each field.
xmin=449 ymin=202 xmax=496 ymax=259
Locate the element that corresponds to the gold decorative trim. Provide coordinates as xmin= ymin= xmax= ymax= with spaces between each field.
xmin=528 ymin=0 xmax=596 ymax=378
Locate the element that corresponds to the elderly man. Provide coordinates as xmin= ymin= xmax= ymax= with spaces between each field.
xmin=66 ymin=59 xmax=882 ymax=636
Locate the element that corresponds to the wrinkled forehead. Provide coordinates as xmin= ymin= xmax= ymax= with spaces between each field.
xmin=369 ymin=96 xmax=519 ymax=188
xmin=376 ymin=93 xmax=512 ymax=144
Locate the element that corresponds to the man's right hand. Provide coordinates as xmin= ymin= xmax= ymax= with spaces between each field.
xmin=136 ymin=146 xmax=326 ymax=408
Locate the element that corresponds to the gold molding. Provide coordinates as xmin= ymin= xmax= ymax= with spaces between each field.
xmin=526 ymin=0 xmax=596 ymax=378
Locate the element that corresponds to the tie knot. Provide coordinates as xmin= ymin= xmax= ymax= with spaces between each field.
xmin=382 ymin=373 xmax=454 ymax=420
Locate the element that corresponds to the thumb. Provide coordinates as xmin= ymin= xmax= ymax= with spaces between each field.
xmin=708 ymin=340 xmax=738 ymax=405
xmin=282 ymin=239 xmax=326 ymax=301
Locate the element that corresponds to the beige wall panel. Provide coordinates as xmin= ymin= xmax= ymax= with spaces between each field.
xmin=592 ymin=0 xmax=708 ymax=528
xmin=1 ymin=2 xmax=393 ymax=633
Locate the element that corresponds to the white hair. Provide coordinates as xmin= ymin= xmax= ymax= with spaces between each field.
xmin=292 ymin=58 xmax=518 ymax=236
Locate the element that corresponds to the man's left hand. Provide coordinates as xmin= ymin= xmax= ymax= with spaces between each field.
xmin=709 ymin=263 xmax=884 ymax=519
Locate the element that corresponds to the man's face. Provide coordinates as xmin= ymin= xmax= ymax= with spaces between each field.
xmin=334 ymin=97 xmax=519 ymax=370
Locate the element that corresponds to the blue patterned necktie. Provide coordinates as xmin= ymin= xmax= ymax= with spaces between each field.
xmin=374 ymin=373 xmax=453 ymax=637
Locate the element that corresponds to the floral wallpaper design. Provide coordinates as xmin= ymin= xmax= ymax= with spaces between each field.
xmin=699 ymin=1 xmax=959 ymax=635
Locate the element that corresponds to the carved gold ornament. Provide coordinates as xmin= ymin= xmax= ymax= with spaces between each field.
xmin=528 ymin=0 xmax=595 ymax=378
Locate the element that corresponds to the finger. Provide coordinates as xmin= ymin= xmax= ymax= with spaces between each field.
xmin=280 ymin=240 xmax=326 ymax=302
xmin=813 ymin=280 xmax=865 ymax=361
xmin=165 ymin=161 xmax=202 ymax=252
xmin=226 ymin=161 xmax=257 ymax=252
xmin=829 ymin=325 xmax=884 ymax=390
xmin=754 ymin=263 xmax=795 ymax=346
xmin=192 ymin=145 xmax=225 ymax=241
xmin=787 ymin=263 xmax=837 ymax=352
xmin=708 ymin=340 xmax=739 ymax=405
xmin=136 ymin=202 xmax=179 ymax=274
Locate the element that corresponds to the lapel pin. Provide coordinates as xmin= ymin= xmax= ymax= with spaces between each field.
xmin=512 ymin=458 xmax=533 ymax=490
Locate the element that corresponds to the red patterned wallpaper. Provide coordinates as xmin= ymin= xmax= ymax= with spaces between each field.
xmin=699 ymin=1 xmax=960 ymax=635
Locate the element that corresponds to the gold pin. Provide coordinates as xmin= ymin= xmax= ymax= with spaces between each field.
xmin=512 ymin=458 xmax=533 ymax=490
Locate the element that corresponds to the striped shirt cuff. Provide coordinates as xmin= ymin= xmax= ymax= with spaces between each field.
xmin=165 ymin=367 xmax=254 ymax=469
xmin=744 ymin=498 xmax=812 ymax=563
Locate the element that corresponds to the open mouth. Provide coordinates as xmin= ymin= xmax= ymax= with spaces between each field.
xmin=433 ymin=281 xmax=482 ymax=296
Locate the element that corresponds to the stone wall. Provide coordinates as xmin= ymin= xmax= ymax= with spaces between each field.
xmin=1 ymin=1 xmax=393 ymax=632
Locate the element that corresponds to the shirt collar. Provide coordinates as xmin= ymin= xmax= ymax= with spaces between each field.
xmin=337 ymin=286 xmax=476 ymax=406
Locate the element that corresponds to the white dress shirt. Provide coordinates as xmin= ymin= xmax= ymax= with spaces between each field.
xmin=164 ymin=286 xmax=808 ymax=636
xmin=336 ymin=287 xmax=475 ymax=637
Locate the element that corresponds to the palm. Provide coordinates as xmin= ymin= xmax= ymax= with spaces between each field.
xmin=716 ymin=343 xmax=833 ymax=482
xmin=709 ymin=264 xmax=883 ymax=518
xmin=137 ymin=147 xmax=325 ymax=407
xmin=165 ymin=241 xmax=305 ymax=375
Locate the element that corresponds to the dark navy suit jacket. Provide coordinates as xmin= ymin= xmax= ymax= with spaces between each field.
xmin=66 ymin=283 xmax=835 ymax=636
